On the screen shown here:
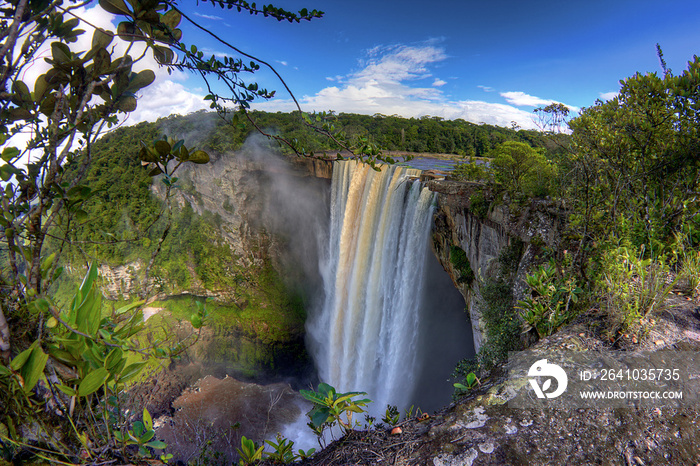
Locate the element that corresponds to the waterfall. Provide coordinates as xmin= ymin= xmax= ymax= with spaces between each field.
xmin=307 ymin=160 xmax=437 ymax=411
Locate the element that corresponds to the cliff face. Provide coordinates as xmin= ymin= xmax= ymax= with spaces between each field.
xmin=428 ymin=180 xmax=566 ymax=350
xmin=148 ymin=148 xmax=332 ymax=292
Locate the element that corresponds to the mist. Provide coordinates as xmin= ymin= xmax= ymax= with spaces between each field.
xmin=236 ymin=134 xmax=330 ymax=309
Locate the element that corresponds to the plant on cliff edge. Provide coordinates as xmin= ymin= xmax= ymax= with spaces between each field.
xmin=517 ymin=260 xmax=583 ymax=339
xmin=300 ymin=382 xmax=372 ymax=444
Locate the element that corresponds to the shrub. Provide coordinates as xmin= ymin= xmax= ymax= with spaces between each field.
xmin=490 ymin=141 xmax=556 ymax=198
xmin=451 ymin=157 xmax=491 ymax=182
xmin=600 ymin=247 xmax=675 ymax=335
xmin=469 ymin=191 xmax=490 ymax=219
xmin=453 ymin=240 xmax=523 ymax=388
xmin=517 ymin=261 xmax=583 ymax=339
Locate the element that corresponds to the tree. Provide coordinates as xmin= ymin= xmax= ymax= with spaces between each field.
xmin=534 ymin=102 xmax=570 ymax=134
xmin=566 ymin=54 xmax=700 ymax=254
xmin=0 ymin=0 xmax=330 ymax=461
xmin=489 ymin=140 xmax=555 ymax=197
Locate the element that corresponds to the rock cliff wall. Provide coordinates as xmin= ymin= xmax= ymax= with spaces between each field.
xmin=428 ymin=180 xmax=566 ymax=350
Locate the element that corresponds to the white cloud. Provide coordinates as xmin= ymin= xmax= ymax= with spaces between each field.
xmin=477 ymin=85 xmax=494 ymax=92
xmin=500 ymin=91 xmax=579 ymax=112
xmin=500 ymin=91 xmax=554 ymax=107
xmin=599 ymin=91 xmax=619 ymax=101
xmin=254 ymin=43 xmax=549 ymax=129
xmin=194 ymin=12 xmax=223 ymax=20
xmin=277 ymin=60 xmax=288 ymax=66
xmin=127 ymin=81 xmax=208 ymax=124
xmin=432 ymin=78 xmax=447 ymax=87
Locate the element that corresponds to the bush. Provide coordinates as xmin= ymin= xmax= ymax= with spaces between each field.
xmin=451 ymin=157 xmax=491 ymax=182
xmin=517 ymin=261 xmax=583 ymax=339
xmin=453 ymin=240 xmax=523 ymax=386
xmin=600 ymin=247 xmax=675 ymax=335
xmin=469 ymin=191 xmax=490 ymax=219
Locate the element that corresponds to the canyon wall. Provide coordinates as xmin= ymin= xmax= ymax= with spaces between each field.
xmin=427 ymin=179 xmax=566 ymax=350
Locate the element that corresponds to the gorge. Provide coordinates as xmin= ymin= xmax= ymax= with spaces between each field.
xmin=67 ymin=116 xmax=565 ymax=462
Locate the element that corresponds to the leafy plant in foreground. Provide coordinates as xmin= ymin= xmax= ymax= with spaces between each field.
xmin=300 ymin=382 xmax=372 ymax=442
xmin=517 ymin=261 xmax=583 ymax=339
xmin=453 ymin=372 xmax=481 ymax=394
xmin=237 ymin=436 xmax=264 ymax=465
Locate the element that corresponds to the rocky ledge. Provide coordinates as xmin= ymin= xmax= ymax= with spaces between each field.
xmin=291 ymin=294 xmax=700 ymax=466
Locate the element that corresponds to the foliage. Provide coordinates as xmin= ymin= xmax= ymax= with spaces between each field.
xmin=517 ymin=261 xmax=583 ymax=339
xmin=676 ymin=250 xmax=700 ymax=298
xmin=489 ymin=141 xmax=556 ymax=198
xmin=382 ymin=405 xmax=400 ymax=427
xmin=453 ymin=241 xmax=523 ymax=390
xmin=0 ymin=266 xmax=197 ymax=463
xmin=450 ymin=157 xmax=492 ymax=182
xmin=600 ymin=246 xmax=675 ymax=335
xmin=237 ymin=436 xmax=264 ymax=465
xmin=449 ymin=246 xmax=474 ymax=285
xmin=469 ymin=191 xmax=490 ymax=219
xmin=564 ymin=53 xmax=700 ymax=268
xmin=453 ymin=372 xmax=480 ymax=394
xmin=300 ymin=382 xmax=372 ymax=442
xmin=263 ymin=434 xmax=299 ymax=464
xmin=113 ymin=408 xmax=166 ymax=457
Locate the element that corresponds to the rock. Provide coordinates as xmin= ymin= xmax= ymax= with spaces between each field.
xmin=429 ymin=180 xmax=565 ymax=350
xmin=155 ymin=374 xmax=302 ymax=464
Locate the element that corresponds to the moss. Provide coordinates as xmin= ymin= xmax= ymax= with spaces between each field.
xmin=449 ymin=246 xmax=475 ymax=285
xmin=469 ymin=191 xmax=490 ymax=219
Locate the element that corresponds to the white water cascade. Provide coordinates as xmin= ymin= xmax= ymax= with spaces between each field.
xmin=307 ymin=160 xmax=439 ymax=411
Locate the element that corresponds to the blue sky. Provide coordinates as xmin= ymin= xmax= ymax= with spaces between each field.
xmin=77 ymin=0 xmax=700 ymax=129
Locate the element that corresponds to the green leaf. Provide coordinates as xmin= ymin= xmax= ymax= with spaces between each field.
xmin=115 ymin=300 xmax=144 ymax=315
xmin=78 ymin=367 xmax=109 ymax=396
xmin=1 ymin=147 xmax=19 ymax=162
xmin=75 ymin=209 xmax=88 ymax=222
xmin=56 ymin=384 xmax=77 ymax=396
xmin=190 ymin=313 xmax=202 ymax=329
xmin=143 ymin=408 xmax=153 ymax=431
xmin=161 ymin=9 xmax=181 ymax=28
xmin=10 ymin=344 xmax=35 ymax=371
xmin=105 ymin=348 xmax=124 ymax=371
xmin=91 ymin=28 xmax=114 ymax=50
xmin=50 ymin=42 xmax=71 ymax=64
xmin=188 ymin=150 xmax=209 ymax=164
xmin=128 ymin=69 xmax=155 ymax=91
xmin=152 ymin=46 xmax=174 ymax=65
xmin=115 ymin=95 xmax=137 ymax=112
xmin=116 ymin=21 xmax=138 ymax=41
xmin=41 ymin=253 xmax=56 ymax=272
xmin=99 ymin=0 xmax=131 ymax=15
xmin=310 ymin=409 xmax=331 ymax=428
xmin=139 ymin=429 xmax=155 ymax=443
xmin=119 ymin=361 xmax=146 ymax=382
xmin=20 ymin=345 xmax=48 ymax=393
xmin=79 ymin=263 xmax=98 ymax=296
xmin=154 ymin=140 xmax=171 ymax=157
xmin=145 ymin=440 xmax=167 ymax=449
